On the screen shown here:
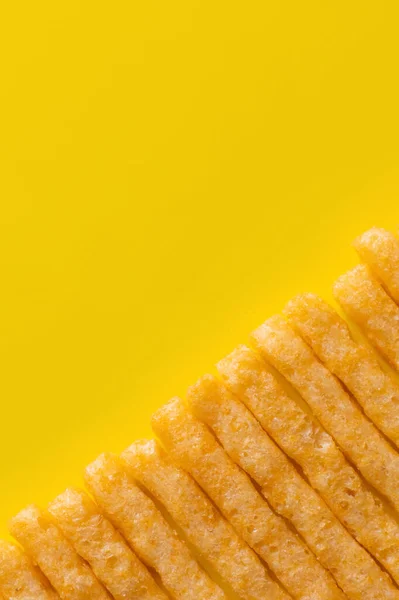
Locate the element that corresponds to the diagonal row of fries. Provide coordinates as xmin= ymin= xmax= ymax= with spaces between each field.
xmin=2 ymin=226 xmax=399 ymax=600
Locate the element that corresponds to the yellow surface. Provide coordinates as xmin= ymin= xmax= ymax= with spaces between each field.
xmin=1 ymin=1 xmax=399 ymax=539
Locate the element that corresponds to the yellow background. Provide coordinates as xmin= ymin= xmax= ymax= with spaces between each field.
xmin=1 ymin=1 xmax=399 ymax=539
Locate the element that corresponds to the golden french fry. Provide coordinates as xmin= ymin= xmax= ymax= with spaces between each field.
xmin=285 ymin=293 xmax=399 ymax=447
xmin=218 ymin=344 xmax=399 ymax=586
xmin=85 ymin=453 xmax=225 ymax=600
xmin=152 ymin=398 xmax=345 ymax=600
xmin=333 ymin=264 xmax=399 ymax=370
xmin=122 ymin=439 xmax=286 ymax=600
xmin=0 ymin=540 xmax=58 ymax=600
xmin=354 ymin=227 xmax=399 ymax=304
xmin=48 ymin=488 xmax=167 ymax=600
xmin=9 ymin=505 xmax=109 ymax=600
xmin=251 ymin=316 xmax=399 ymax=513
xmin=188 ymin=374 xmax=398 ymax=600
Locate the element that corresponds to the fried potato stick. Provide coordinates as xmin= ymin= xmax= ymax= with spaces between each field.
xmin=122 ymin=438 xmax=286 ymax=600
xmin=152 ymin=398 xmax=345 ymax=600
xmin=189 ymin=375 xmax=397 ymax=600
xmin=9 ymin=505 xmax=109 ymax=600
xmin=218 ymin=344 xmax=399 ymax=586
xmin=48 ymin=488 xmax=167 ymax=600
xmin=85 ymin=453 xmax=225 ymax=600
xmin=334 ymin=265 xmax=399 ymax=370
xmin=285 ymin=293 xmax=399 ymax=447
xmin=251 ymin=316 xmax=399 ymax=512
xmin=354 ymin=227 xmax=399 ymax=304
xmin=0 ymin=540 xmax=58 ymax=600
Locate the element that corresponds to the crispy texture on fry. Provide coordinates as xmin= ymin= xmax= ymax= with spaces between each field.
xmin=85 ymin=453 xmax=225 ymax=600
xmin=218 ymin=344 xmax=399 ymax=586
xmin=9 ymin=505 xmax=109 ymax=600
xmin=333 ymin=264 xmax=399 ymax=370
xmin=0 ymin=540 xmax=58 ymax=600
xmin=48 ymin=488 xmax=166 ymax=600
xmin=188 ymin=374 xmax=397 ymax=600
xmin=251 ymin=316 xmax=399 ymax=512
xmin=285 ymin=293 xmax=399 ymax=447
xmin=354 ymin=227 xmax=399 ymax=304
xmin=122 ymin=439 xmax=285 ymax=600
xmin=152 ymin=398 xmax=344 ymax=600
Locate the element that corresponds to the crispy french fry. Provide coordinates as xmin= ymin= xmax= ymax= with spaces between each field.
xmin=218 ymin=344 xmax=399 ymax=586
xmin=48 ymin=488 xmax=167 ymax=600
xmin=188 ymin=374 xmax=398 ymax=600
xmin=251 ymin=316 xmax=399 ymax=512
xmin=285 ymin=293 xmax=399 ymax=447
xmin=85 ymin=453 xmax=225 ymax=600
xmin=333 ymin=265 xmax=399 ymax=370
xmin=0 ymin=540 xmax=58 ymax=600
xmin=354 ymin=227 xmax=399 ymax=304
xmin=122 ymin=439 xmax=286 ymax=600
xmin=152 ymin=398 xmax=345 ymax=600
xmin=9 ymin=505 xmax=109 ymax=600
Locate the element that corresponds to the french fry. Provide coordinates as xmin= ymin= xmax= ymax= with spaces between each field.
xmin=84 ymin=453 xmax=225 ymax=600
xmin=152 ymin=398 xmax=345 ymax=600
xmin=251 ymin=316 xmax=399 ymax=513
xmin=188 ymin=374 xmax=398 ymax=600
xmin=9 ymin=505 xmax=109 ymax=600
xmin=285 ymin=293 xmax=399 ymax=447
xmin=48 ymin=488 xmax=167 ymax=600
xmin=122 ymin=439 xmax=286 ymax=600
xmin=0 ymin=540 xmax=58 ymax=600
xmin=333 ymin=265 xmax=399 ymax=370
xmin=354 ymin=227 xmax=399 ymax=304
xmin=218 ymin=344 xmax=399 ymax=586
